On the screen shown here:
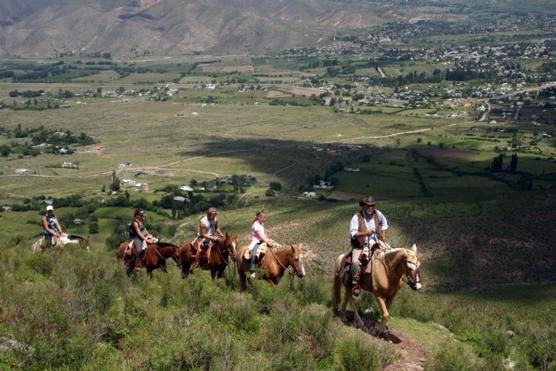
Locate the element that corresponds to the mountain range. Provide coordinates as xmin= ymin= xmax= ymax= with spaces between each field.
xmin=0 ymin=0 xmax=400 ymax=58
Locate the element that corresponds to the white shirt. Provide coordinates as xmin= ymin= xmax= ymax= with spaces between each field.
xmin=349 ymin=210 xmax=388 ymax=245
xmin=197 ymin=216 xmax=217 ymax=238
xmin=248 ymin=221 xmax=265 ymax=249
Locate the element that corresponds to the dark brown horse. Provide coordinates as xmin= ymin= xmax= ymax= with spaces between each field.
xmin=179 ymin=233 xmax=238 ymax=279
xmin=117 ymin=241 xmax=181 ymax=278
xmin=236 ymin=243 xmax=306 ymax=291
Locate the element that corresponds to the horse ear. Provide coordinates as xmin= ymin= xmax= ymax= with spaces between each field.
xmin=225 ymin=232 xmax=229 ymax=238
xmin=291 ymin=245 xmax=295 ymax=252
xmin=411 ymin=244 xmax=417 ymax=253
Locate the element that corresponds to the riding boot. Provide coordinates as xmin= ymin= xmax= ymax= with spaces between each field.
xmin=352 ymin=267 xmax=362 ymax=296
xmin=195 ymin=249 xmax=203 ymax=268
xmin=135 ymin=249 xmax=146 ymax=270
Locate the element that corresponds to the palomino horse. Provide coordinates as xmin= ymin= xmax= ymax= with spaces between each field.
xmin=333 ymin=244 xmax=422 ymax=333
xmin=32 ymin=233 xmax=90 ymax=253
xmin=117 ymin=241 xmax=180 ymax=278
xmin=179 ymin=233 xmax=238 ymax=279
xmin=236 ymin=243 xmax=306 ymax=291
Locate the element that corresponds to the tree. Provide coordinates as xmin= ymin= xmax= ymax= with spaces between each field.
xmin=88 ymin=215 xmax=99 ymax=234
xmin=510 ymin=153 xmax=518 ymax=173
xmin=0 ymin=144 xmax=11 ymax=157
xmin=110 ymin=170 xmax=121 ymax=192
xmin=269 ymin=182 xmax=282 ymax=192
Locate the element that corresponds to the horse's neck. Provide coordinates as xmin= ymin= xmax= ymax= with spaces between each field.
xmin=382 ymin=250 xmax=406 ymax=278
xmin=270 ymin=248 xmax=290 ymax=271
xmin=158 ymin=245 xmax=176 ymax=257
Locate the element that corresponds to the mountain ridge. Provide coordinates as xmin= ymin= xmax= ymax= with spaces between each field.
xmin=0 ymin=0 xmax=393 ymax=58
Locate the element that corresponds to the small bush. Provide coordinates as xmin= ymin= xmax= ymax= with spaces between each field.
xmin=333 ymin=330 xmax=396 ymax=370
xmin=425 ymin=342 xmax=478 ymax=371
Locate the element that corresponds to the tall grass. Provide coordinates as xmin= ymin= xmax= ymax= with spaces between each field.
xmin=0 ymin=245 xmax=397 ymax=370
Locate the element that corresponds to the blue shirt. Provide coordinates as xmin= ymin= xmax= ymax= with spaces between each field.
xmin=349 ymin=210 xmax=388 ymax=245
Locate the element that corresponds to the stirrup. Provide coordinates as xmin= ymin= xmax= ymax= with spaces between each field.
xmin=352 ymin=282 xmax=361 ymax=296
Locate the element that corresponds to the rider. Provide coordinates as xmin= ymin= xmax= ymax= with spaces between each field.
xmin=349 ymin=196 xmax=388 ymax=296
xmin=248 ymin=209 xmax=277 ymax=278
xmin=195 ymin=207 xmax=224 ymax=267
xmin=128 ymin=209 xmax=155 ymax=274
xmin=42 ymin=205 xmax=64 ymax=247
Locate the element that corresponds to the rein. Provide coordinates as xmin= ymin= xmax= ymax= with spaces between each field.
xmin=151 ymin=243 xmax=167 ymax=261
xmin=214 ymin=240 xmax=229 ymax=264
xmin=268 ymin=245 xmax=289 ymax=271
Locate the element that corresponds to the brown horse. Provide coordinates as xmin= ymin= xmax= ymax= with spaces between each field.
xmin=179 ymin=233 xmax=238 ymax=279
xmin=236 ymin=243 xmax=306 ymax=291
xmin=333 ymin=244 xmax=422 ymax=333
xmin=117 ymin=241 xmax=181 ymax=278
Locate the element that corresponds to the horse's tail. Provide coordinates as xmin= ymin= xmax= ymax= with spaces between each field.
xmin=332 ymin=253 xmax=345 ymax=315
xmin=32 ymin=239 xmax=43 ymax=254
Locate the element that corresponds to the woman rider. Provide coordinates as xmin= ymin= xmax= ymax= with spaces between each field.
xmin=248 ymin=210 xmax=278 ymax=278
xmin=42 ymin=205 xmax=63 ymax=247
xmin=128 ymin=209 xmax=155 ymax=274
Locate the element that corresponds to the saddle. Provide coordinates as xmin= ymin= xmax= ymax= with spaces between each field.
xmin=243 ymin=243 xmax=268 ymax=261
xmin=192 ymin=238 xmax=213 ymax=265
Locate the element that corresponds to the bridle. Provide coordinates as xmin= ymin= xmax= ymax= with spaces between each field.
xmin=403 ymin=259 xmax=421 ymax=290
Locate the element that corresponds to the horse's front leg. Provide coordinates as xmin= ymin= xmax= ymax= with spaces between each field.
xmin=375 ymin=295 xmax=390 ymax=334
xmin=350 ymin=295 xmax=365 ymax=328
xmin=340 ymin=288 xmax=351 ymax=323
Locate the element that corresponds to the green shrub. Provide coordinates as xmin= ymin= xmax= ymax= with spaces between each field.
xmin=332 ymin=330 xmax=396 ymax=370
xmin=23 ymin=253 xmax=53 ymax=276
xmin=425 ymin=342 xmax=479 ymax=371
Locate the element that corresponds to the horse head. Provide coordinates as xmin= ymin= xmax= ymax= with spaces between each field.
xmin=287 ymin=243 xmax=306 ymax=278
xmin=403 ymin=244 xmax=422 ymax=291
xmin=224 ymin=233 xmax=238 ymax=262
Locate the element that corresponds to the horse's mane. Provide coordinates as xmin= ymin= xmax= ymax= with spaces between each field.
xmin=383 ymin=247 xmax=413 ymax=265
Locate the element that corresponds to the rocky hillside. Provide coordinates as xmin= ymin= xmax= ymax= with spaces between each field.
xmin=0 ymin=0 xmax=391 ymax=58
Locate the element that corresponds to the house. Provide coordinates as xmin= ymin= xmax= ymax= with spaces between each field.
xmin=179 ymin=185 xmax=194 ymax=192
xmin=62 ymin=161 xmax=74 ymax=168
xmin=2 ymin=206 xmax=12 ymax=212
xmin=314 ymin=180 xmax=333 ymax=190
xmin=345 ymin=167 xmax=360 ymax=172
xmin=303 ymin=191 xmax=317 ymax=198
xmin=15 ymin=168 xmax=31 ymax=175
xmin=73 ymin=218 xmax=85 ymax=225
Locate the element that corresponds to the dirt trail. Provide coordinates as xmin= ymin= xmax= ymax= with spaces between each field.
xmin=341 ymin=312 xmax=430 ymax=371
xmin=384 ymin=329 xmax=429 ymax=371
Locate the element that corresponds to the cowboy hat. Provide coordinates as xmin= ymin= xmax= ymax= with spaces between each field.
xmin=359 ymin=196 xmax=376 ymax=207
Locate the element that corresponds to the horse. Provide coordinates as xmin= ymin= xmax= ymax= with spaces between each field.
xmin=179 ymin=233 xmax=238 ymax=279
xmin=333 ymin=244 xmax=422 ymax=334
xmin=117 ymin=241 xmax=180 ymax=278
xmin=236 ymin=243 xmax=306 ymax=291
xmin=32 ymin=233 xmax=90 ymax=253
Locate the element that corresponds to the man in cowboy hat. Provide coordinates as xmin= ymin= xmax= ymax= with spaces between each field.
xmin=349 ymin=195 xmax=388 ymax=296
